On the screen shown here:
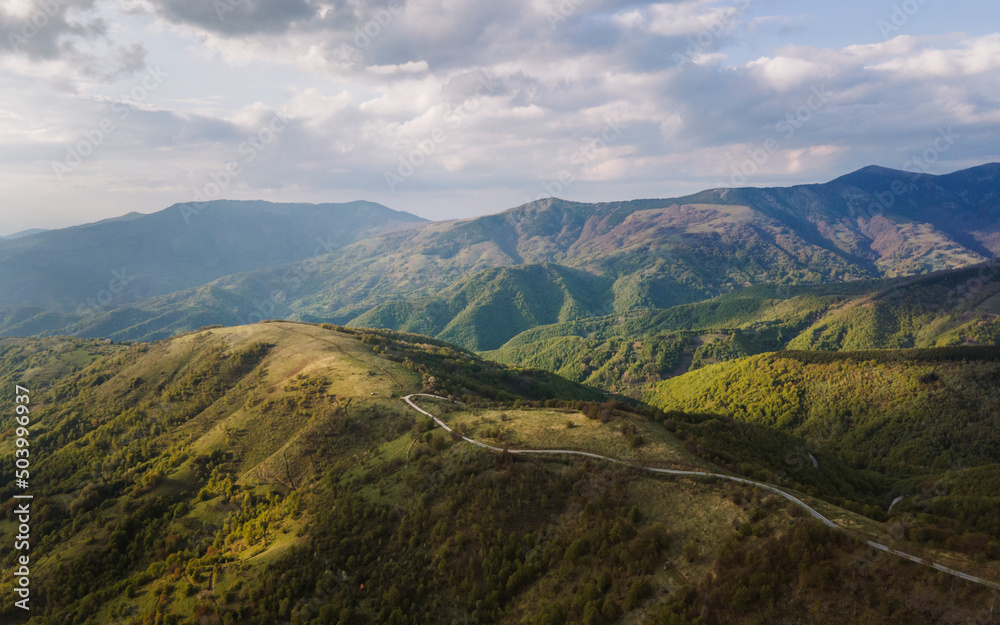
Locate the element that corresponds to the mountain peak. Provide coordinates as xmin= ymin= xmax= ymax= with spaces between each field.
xmin=165 ymin=198 xmax=424 ymax=220
xmin=827 ymin=165 xmax=919 ymax=186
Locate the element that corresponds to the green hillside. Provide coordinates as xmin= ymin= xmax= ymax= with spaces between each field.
xmin=2 ymin=324 xmax=998 ymax=623
xmin=485 ymin=266 xmax=1000 ymax=396
xmin=650 ymin=347 xmax=1000 ymax=471
xmin=650 ymin=347 xmax=1000 ymax=557
xmin=0 ymin=322 xmax=598 ymax=623
xmin=349 ymin=264 xmax=615 ymax=351
xmin=785 ymin=267 xmax=1000 ymax=350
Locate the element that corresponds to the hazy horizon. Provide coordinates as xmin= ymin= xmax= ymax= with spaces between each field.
xmin=4 ymin=160 xmax=999 ymax=237
xmin=1 ymin=0 xmax=998 ymax=233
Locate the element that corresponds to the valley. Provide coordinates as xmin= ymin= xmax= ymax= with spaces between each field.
xmin=3 ymin=165 xmax=999 ymax=348
xmin=1 ymin=164 xmax=999 ymax=624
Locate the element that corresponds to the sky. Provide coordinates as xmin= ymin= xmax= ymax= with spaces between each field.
xmin=0 ymin=0 xmax=998 ymax=234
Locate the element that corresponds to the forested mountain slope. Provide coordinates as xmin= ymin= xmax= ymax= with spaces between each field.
xmin=1 ymin=323 xmax=998 ymax=624
xmin=0 ymin=200 xmax=425 ymax=312
xmin=3 ymin=165 xmax=997 ymax=345
xmin=485 ymin=264 xmax=1000 ymax=395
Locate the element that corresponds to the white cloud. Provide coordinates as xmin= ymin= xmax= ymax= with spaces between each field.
xmin=867 ymin=34 xmax=1000 ymax=77
xmin=746 ymin=55 xmax=822 ymax=91
xmin=0 ymin=1 xmax=998 ymax=229
xmin=648 ymin=3 xmax=741 ymax=37
xmin=612 ymin=1 xmax=744 ymax=37
xmin=367 ymin=60 xmax=430 ymax=75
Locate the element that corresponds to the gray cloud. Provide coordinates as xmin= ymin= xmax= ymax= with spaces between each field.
xmin=74 ymin=42 xmax=149 ymax=80
xmin=149 ymin=0 xmax=318 ymax=35
xmin=1 ymin=1 xmax=148 ymax=80
xmin=1 ymin=0 xmax=998 ymax=227
xmin=1 ymin=0 xmax=104 ymax=59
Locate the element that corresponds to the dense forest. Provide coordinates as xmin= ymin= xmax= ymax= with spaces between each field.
xmin=486 ymin=267 xmax=1000 ymax=397
xmin=0 ymin=323 xmax=997 ymax=623
xmin=652 ymin=348 xmax=1000 ymax=554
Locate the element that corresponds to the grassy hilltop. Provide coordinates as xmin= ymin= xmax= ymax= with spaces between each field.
xmin=0 ymin=323 xmax=998 ymax=624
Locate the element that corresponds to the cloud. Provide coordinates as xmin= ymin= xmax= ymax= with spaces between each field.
xmin=61 ymin=30 xmax=1000 ymax=204
xmin=146 ymin=0 xmax=318 ymax=36
xmin=0 ymin=0 xmax=150 ymax=80
xmin=617 ymin=1 xmax=744 ymax=38
xmin=367 ymin=60 xmax=429 ymax=75
xmin=1 ymin=0 xmax=999 ymax=227
xmin=746 ymin=55 xmax=823 ymax=91
xmin=867 ymin=33 xmax=1000 ymax=78
xmin=1 ymin=0 xmax=104 ymax=60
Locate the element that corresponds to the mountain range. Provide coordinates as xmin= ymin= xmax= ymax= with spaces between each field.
xmin=3 ymin=164 xmax=1000 ymax=624
xmin=2 ymin=164 xmax=998 ymax=355
xmin=0 ymin=200 xmax=424 ymax=313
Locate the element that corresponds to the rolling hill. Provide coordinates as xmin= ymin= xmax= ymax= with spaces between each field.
xmin=348 ymin=264 xmax=616 ymax=351
xmin=649 ymin=347 xmax=1000 ymax=473
xmin=647 ymin=345 xmax=1000 ymax=573
xmin=1 ymin=323 xmax=999 ymax=624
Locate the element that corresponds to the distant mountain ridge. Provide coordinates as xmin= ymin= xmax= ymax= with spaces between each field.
xmin=210 ymin=163 xmax=1000 ymax=346
xmin=0 ymin=199 xmax=426 ymax=312
xmin=0 ymin=228 xmax=48 ymax=239
xmin=0 ymin=164 xmax=998 ymax=345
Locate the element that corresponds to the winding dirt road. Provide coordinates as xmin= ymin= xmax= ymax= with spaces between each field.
xmin=403 ymin=393 xmax=1000 ymax=592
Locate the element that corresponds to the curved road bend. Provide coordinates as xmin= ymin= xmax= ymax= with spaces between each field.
xmin=403 ymin=394 xmax=1000 ymax=592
